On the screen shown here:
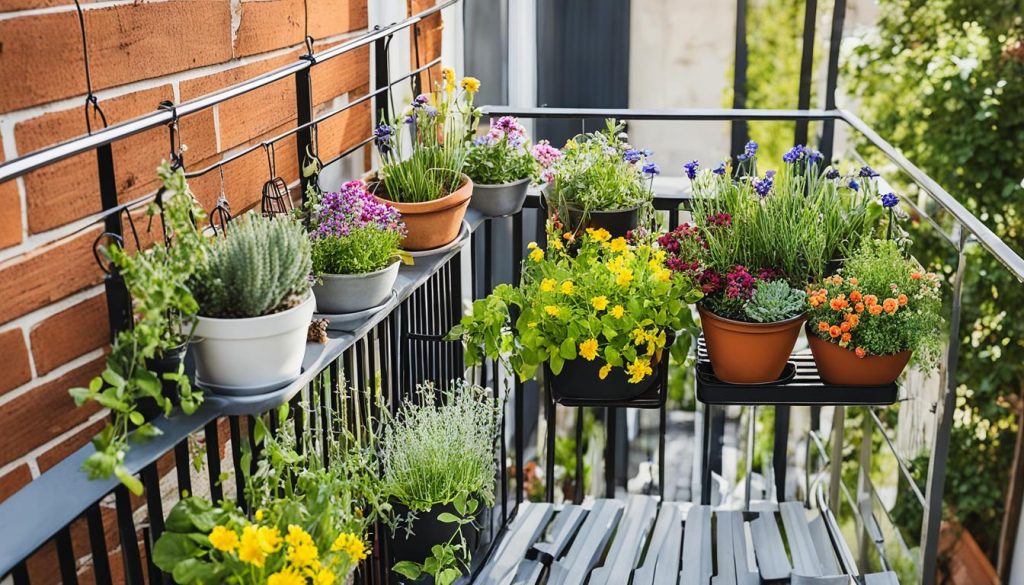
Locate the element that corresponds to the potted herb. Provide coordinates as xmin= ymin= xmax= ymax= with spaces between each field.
xmin=449 ymin=226 xmax=703 ymax=401
xmin=806 ymin=239 xmax=942 ymax=385
xmin=370 ymin=68 xmax=481 ymax=251
xmin=70 ymin=162 xmax=208 ymax=493
xmin=671 ymin=143 xmax=872 ymax=384
xmin=383 ymin=381 xmax=498 ymax=585
xmin=464 ymin=116 xmax=536 ymax=217
xmin=189 ymin=213 xmax=313 ymax=392
xmin=309 ymin=180 xmax=408 ymax=314
xmin=544 ymin=119 xmax=657 ymax=238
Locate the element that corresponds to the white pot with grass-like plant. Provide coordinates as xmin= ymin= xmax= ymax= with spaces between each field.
xmin=190 ymin=213 xmax=314 ymax=393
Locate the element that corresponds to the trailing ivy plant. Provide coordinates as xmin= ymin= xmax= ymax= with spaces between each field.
xmin=70 ymin=163 xmax=209 ymax=493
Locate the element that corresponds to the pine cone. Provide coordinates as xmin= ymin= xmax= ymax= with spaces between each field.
xmin=307 ymin=319 xmax=329 ymax=344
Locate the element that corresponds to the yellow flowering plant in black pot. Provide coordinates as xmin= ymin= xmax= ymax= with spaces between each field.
xmin=448 ymin=223 xmax=704 ymax=401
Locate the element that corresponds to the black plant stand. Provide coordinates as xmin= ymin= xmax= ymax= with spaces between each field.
xmin=695 ymin=336 xmax=899 ymax=505
xmin=543 ymin=357 xmax=671 ymax=504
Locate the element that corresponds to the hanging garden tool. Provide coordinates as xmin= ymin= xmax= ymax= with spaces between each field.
xmin=261 ymin=141 xmax=293 ymax=217
xmin=208 ymin=167 xmax=233 ymax=236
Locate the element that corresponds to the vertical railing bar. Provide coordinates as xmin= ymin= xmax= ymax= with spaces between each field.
xmin=729 ymin=0 xmax=750 ymax=157
xmin=291 ymin=389 xmax=305 ymax=456
xmin=55 ymin=525 xmax=79 ymax=585
xmin=575 ymin=407 xmax=585 ymax=504
xmin=114 ymin=485 xmax=145 ymax=585
xmin=857 ymin=409 xmax=873 ymax=569
xmin=819 ymin=0 xmax=847 ymax=163
xmin=511 ymin=212 xmax=525 ymax=507
xmin=321 ymin=368 xmax=332 ymax=464
xmin=140 ymin=463 xmax=165 ymax=585
xmin=229 ymin=416 xmax=247 ymax=513
xmin=373 ymin=33 xmax=393 ymax=125
xmin=173 ymin=441 xmax=192 ymax=496
xmin=96 ymin=143 xmax=131 ymax=338
xmin=10 ymin=561 xmax=30 ymax=585
xmin=606 ymin=407 xmax=618 ymax=498
xmin=295 ymin=67 xmax=314 ymax=202
xmin=794 ymin=0 xmax=817 ymax=145
xmin=86 ymin=503 xmax=113 ymax=585
xmin=829 ymin=405 xmax=845 ymax=512
xmin=773 ymin=405 xmax=790 ymax=500
xmin=205 ymin=420 xmax=224 ymax=504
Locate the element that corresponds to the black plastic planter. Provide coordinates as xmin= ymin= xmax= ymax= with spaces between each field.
xmin=135 ymin=344 xmax=187 ymax=422
xmin=387 ymin=501 xmax=480 ymax=581
xmin=546 ymin=353 xmax=662 ymax=404
xmin=562 ymin=205 xmax=640 ymax=239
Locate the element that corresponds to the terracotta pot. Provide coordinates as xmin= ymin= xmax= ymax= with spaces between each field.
xmin=373 ymin=174 xmax=473 ymax=251
xmin=698 ymin=305 xmax=805 ymax=384
xmin=807 ymin=329 xmax=911 ymax=385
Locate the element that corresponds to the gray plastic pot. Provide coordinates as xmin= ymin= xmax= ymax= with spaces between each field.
xmin=468 ymin=177 xmax=530 ymax=217
xmin=313 ymin=261 xmax=400 ymax=314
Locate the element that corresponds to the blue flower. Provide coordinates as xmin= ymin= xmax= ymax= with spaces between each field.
xmin=374 ymin=123 xmax=394 ymax=154
xmin=404 ymin=115 xmax=415 ymax=125
xmin=624 ymin=149 xmax=642 ymax=163
xmin=858 ymin=165 xmax=879 ymax=178
xmin=806 ymin=148 xmax=823 ymax=164
xmin=881 ymin=192 xmax=899 ymax=208
xmin=753 ymin=174 xmax=774 ymax=197
xmin=848 ymin=179 xmax=860 ymax=192
xmin=425 ymin=106 xmax=438 ymax=118
xmin=765 ymin=169 xmax=776 ymax=179
xmin=744 ymin=140 xmax=758 ymax=157
xmin=683 ymin=160 xmax=700 ymax=180
xmin=782 ymin=145 xmax=805 ymax=164
xmin=825 ymin=168 xmax=840 ymax=180
xmin=712 ymin=162 xmax=726 ymax=175
xmin=642 ymin=162 xmax=660 ymax=176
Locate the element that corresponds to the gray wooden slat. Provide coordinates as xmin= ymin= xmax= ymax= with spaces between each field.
xmin=749 ymin=510 xmax=791 ymax=581
xmin=712 ymin=511 xmax=737 ymax=585
xmin=864 ymin=571 xmax=900 ymax=585
xmin=548 ymin=499 xmax=624 ymax=585
xmin=731 ymin=512 xmax=760 ymax=585
xmin=512 ymin=505 xmax=588 ymax=585
xmin=476 ymin=503 xmax=553 ymax=585
xmin=590 ymin=495 xmax=658 ymax=585
xmin=807 ymin=515 xmax=842 ymax=576
xmin=653 ymin=505 xmax=685 ymax=585
xmin=780 ymin=501 xmax=820 ymax=576
xmin=680 ymin=505 xmax=713 ymax=585
xmin=790 ymin=576 xmax=850 ymax=585
xmin=633 ymin=504 xmax=682 ymax=585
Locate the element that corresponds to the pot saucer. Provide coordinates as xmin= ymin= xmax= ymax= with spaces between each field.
xmin=314 ymin=290 xmax=398 ymax=332
xmin=696 ymin=361 xmax=798 ymax=386
xmin=404 ymin=221 xmax=470 ymax=258
xmin=197 ymin=369 xmax=304 ymax=397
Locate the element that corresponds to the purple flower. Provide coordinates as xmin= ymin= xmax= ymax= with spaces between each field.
xmin=744 ymin=140 xmax=758 ymax=157
xmin=425 ymin=106 xmax=438 ymax=118
xmin=825 ymin=168 xmax=840 ymax=180
xmin=752 ymin=174 xmax=774 ymax=197
xmin=881 ymin=192 xmax=899 ymax=208
xmin=848 ymin=179 xmax=860 ymax=192
xmin=806 ymin=148 xmax=823 ymax=164
xmin=765 ymin=169 xmax=777 ymax=179
xmin=412 ymin=94 xmax=429 ymax=108
xmin=312 ymin=180 xmax=406 ymax=240
xmin=642 ymin=162 xmax=660 ymax=176
xmin=624 ymin=149 xmax=642 ymax=163
xmin=683 ymin=160 xmax=700 ymax=180
xmin=404 ymin=115 xmax=415 ymax=125
xmin=859 ymin=165 xmax=879 ymax=178
xmin=531 ymin=141 xmax=562 ymax=167
xmin=782 ymin=145 xmax=805 ymax=163
xmin=712 ymin=162 xmax=726 ymax=175
xmin=374 ymin=123 xmax=394 ymax=154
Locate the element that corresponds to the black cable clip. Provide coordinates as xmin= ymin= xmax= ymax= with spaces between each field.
xmin=300 ymin=35 xmax=318 ymax=64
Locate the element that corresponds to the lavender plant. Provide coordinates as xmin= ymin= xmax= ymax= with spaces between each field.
xmin=309 ymin=180 xmax=407 ymax=276
xmin=464 ymin=116 xmax=536 ymax=185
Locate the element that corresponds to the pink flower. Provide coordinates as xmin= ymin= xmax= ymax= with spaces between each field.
xmin=531 ymin=141 xmax=562 ymax=168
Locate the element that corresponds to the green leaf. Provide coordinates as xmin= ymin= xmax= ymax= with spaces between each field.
xmin=152 ymin=532 xmax=201 ymax=573
xmin=438 ymin=568 xmax=463 ymax=585
xmin=393 ymin=561 xmax=423 ymax=580
xmin=453 ymin=491 xmax=468 ymax=515
xmin=549 ymin=355 xmax=565 ymax=375
xmin=559 ymin=337 xmax=577 ymax=360
xmin=437 ymin=512 xmax=460 ymax=523
xmin=114 ymin=465 xmax=144 ymax=495
xmin=171 ymin=559 xmax=217 ymax=585
xmin=129 ymin=411 xmax=146 ymax=426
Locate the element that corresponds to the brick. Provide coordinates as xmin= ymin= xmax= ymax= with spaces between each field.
xmin=15 ymin=85 xmax=174 ymax=234
xmin=0 ymin=356 xmax=103 ymax=468
xmin=0 ymin=327 xmax=31 ymax=396
xmin=180 ymin=109 xmax=221 ymax=167
xmin=0 ymin=0 xmax=98 ymax=10
xmin=30 ymin=293 xmax=109 ymax=376
xmin=307 ymin=0 xmax=368 ymax=40
xmin=0 ymin=141 xmax=23 ymax=249
xmin=0 ymin=227 xmax=103 ymax=325
xmin=0 ymin=464 xmax=31 ymax=504
xmin=36 ymin=418 xmax=106 ymax=472
xmin=310 ymin=43 xmax=369 ymax=106
xmin=233 ymin=0 xmax=304 ymax=58
xmin=0 ymin=2 xmax=232 ymax=114
xmin=409 ymin=0 xmax=443 ymax=91
xmin=316 ymin=95 xmax=371 ymax=164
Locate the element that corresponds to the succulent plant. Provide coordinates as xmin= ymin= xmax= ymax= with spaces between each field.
xmin=744 ymin=279 xmax=805 ymax=323
xmin=192 ymin=213 xmax=312 ymax=319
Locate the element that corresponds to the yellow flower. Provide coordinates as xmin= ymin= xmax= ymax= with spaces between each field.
xmin=267 ymin=566 xmax=306 ymax=585
xmin=313 ymin=568 xmax=337 ymax=585
xmin=655 ymin=268 xmax=672 ymax=282
xmin=255 ymin=509 xmax=265 ymax=521
xmin=442 ymin=66 xmax=456 ymax=83
xmin=616 ymin=269 xmax=634 ymax=287
xmin=287 ymin=542 xmax=320 ymax=568
xmin=648 ymin=258 xmax=662 ymax=271
xmin=529 ymin=248 xmax=545 ymax=262
xmin=460 ymin=76 xmax=481 ymax=93
xmin=626 ymin=358 xmax=653 ymax=383
xmin=632 ymin=328 xmax=647 ymax=345
xmin=527 ymin=321 xmax=537 ymax=328
xmin=654 ymin=249 xmax=667 ymax=262
xmin=609 ymin=237 xmax=628 ymax=253
xmin=544 ymin=305 xmax=560 ymax=317
xmin=238 ymin=525 xmax=267 ymax=567
xmin=285 ymin=525 xmax=314 ymax=548
xmin=599 ymin=364 xmax=612 ymax=380
xmin=586 ymin=227 xmax=611 ymax=242
xmin=560 ymin=280 xmax=574 ymax=295
xmin=331 ymin=532 xmax=368 ymax=561
xmin=610 ymin=305 xmax=625 ymax=319
xmin=591 ymin=296 xmax=609 ymax=311
xmin=208 ymin=525 xmax=238 ymax=552
xmin=540 ymin=278 xmax=556 ymax=292
xmin=527 ymin=241 xmax=538 ymax=250
xmin=551 ymin=238 xmax=564 ymax=250
xmin=579 ymin=338 xmax=599 ymax=361
xmin=257 ymin=525 xmax=282 ymax=553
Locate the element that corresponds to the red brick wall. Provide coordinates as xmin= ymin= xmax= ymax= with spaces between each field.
xmin=0 ymin=1 xmax=442 ymax=579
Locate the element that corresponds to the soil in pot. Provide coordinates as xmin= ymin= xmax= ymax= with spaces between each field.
xmin=134 ymin=344 xmax=187 ymax=422
xmin=313 ymin=261 xmax=399 ymax=314
xmin=698 ymin=305 xmax=805 ymax=384
xmin=469 ymin=177 xmax=530 ymax=217
xmin=807 ymin=329 xmax=912 ymax=385
xmin=370 ymin=175 xmax=473 ymax=251
xmin=387 ymin=501 xmax=480 ymax=579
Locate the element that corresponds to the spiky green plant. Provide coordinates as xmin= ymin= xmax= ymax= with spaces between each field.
xmin=744 ymin=279 xmax=805 ymax=323
xmin=192 ymin=213 xmax=312 ymax=319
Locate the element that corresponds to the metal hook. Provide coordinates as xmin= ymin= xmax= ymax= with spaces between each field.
xmin=207 ymin=167 xmax=233 ymax=236
xmin=263 ymin=142 xmax=277 ymax=179
xmin=74 ymin=0 xmax=108 ymax=134
xmin=301 ymin=35 xmax=317 ymax=64
xmin=158 ymin=100 xmax=184 ymax=169
xmin=92 ymin=208 xmax=140 ymax=274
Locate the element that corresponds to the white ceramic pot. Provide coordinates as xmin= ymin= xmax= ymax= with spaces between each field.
xmin=313 ymin=261 xmax=399 ymax=314
xmin=191 ymin=292 xmax=314 ymax=394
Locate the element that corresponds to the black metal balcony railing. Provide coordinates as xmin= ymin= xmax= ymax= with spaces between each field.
xmin=1 ymin=1 xmax=1023 ymax=584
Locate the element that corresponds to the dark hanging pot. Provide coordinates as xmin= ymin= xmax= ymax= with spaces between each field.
xmin=387 ymin=501 xmax=480 ymax=581
xmin=546 ymin=335 xmax=670 ymax=403
xmin=135 ymin=344 xmax=187 ymax=423
xmin=542 ymin=187 xmax=640 ymax=239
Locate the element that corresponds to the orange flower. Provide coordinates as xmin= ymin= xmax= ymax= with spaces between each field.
xmin=840 ymin=321 xmax=851 ymax=333
xmin=849 ymin=277 xmax=859 ymax=286
xmin=897 ymin=294 xmax=908 ymax=306
xmin=910 ymin=271 xmax=922 ymax=280
xmin=868 ymin=304 xmax=883 ymax=316
xmin=828 ymin=326 xmax=842 ymax=338
xmin=864 ymin=294 xmax=878 ymax=306
xmin=841 ymin=332 xmax=852 ymax=343
xmin=829 ymin=298 xmax=849 ymax=311
xmin=809 ymin=296 xmax=821 ymax=308
xmin=854 ymin=302 xmax=865 ymax=313
xmin=855 ymin=347 xmax=867 ymax=358
xmin=883 ymin=298 xmax=898 ymax=314
xmin=832 ymin=275 xmax=844 ymax=286
xmin=845 ymin=314 xmax=860 ymax=327
xmin=818 ymin=321 xmax=830 ymax=332
xmin=849 ymin=290 xmax=862 ymax=302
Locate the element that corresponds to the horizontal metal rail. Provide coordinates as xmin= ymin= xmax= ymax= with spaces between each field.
xmin=868 ymin=408 xmax=927 ymax=508
xmin=0 ymin=0 xmax=456 ymax=184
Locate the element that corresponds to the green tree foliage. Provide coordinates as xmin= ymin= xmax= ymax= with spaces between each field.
xmin=844 ymin=0 xmax=1024 ymax=558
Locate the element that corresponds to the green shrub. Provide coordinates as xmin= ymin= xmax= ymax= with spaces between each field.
xmin=193 ymin=213 xmax=312 ymax=319
xmin=464 ymin=116 xmax=536 ymax=185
